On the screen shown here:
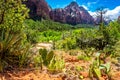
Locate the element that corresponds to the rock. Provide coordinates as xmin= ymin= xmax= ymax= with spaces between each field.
xmin=24 ymin=1 xmax=95 ymax=25
xmin=30 ymin=43 xmax=53 ymax=54
xmin=23 ymin=0 xmax=50 ymax=20
xmin=50 ymin=1 xmax=94 ymax=25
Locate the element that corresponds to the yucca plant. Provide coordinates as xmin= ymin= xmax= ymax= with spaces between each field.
xmin=0 ymin=29 xmax=30 ymax=71
xmin=18 ymin=44 xmax=30 ymax=68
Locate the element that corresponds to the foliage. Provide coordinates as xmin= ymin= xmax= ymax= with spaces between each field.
xmin=0 ymin=0 xmax=29 ymax=71
xmin=25 ymin=28 xmax=39 ymax=43
xmin=0 ymin=0 xmax=28 ymax=32
xmin=89 ymin=52 xmax=111 ymax=79
xmin=33 ymin=55 xmax=42 ymax=68
xmin=39 ymin=30 xmax=62 ymax=42
xmin=39 ymin=49 xmax=54 ymax=69
xmin=112 ymin=40 xmax=120 ymax=57
xmin=76 ymin=29 xmax=104 ymax=50
xmin=77 ymin=50 xmax=92 ymax=61
xmin=24 ymin=19 xmax=73 ymax=43
xmin=103 ymin=21 xmax=120 ymax=55
xmin=0 ymin=30 xmax=30 ymax=71
xmin=18 ymin=44 xmax=30 ymax=68
xmin=77 ymin=55 xmax=90 ymax=61
xmin=56 ymin=37 xmax=76 ymax=50
xmin=75 ymin=24 xmax=97 ymax=28
xmin=76 ymin=21 xmax=120 ymax=54
xmin=24 ymin=19 xmax=72 ymax=32
xmin=48 ymin=56 xmax=65 ymax=73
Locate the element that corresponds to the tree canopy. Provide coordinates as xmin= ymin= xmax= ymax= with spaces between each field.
xmin=0 ymin=0 xmax=29 ymax=32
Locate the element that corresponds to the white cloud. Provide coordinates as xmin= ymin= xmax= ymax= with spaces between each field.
xmin=105 ymin=6 xmax=120 ymax=20
xmin=87 ymin=0 xmax=99 ymax=7
xmin=88 ymin=11 xmax=96 ymax=18
xmin=81 ymin=5 xmax=89 ymax=10
xmin=88 ymin=6 xmax=120 ymax=20
xmin=88 ymin=11 xmax=95 ymax=16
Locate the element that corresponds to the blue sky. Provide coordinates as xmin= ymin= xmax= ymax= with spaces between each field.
xmin=46 ymin=0 xmax=120 ymax=20
xmin=46 ymin=0 xmax=120 ymax=11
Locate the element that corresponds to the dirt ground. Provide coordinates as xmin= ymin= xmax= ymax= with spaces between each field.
xmin=0 ymin=50 xmax=120 ymax=80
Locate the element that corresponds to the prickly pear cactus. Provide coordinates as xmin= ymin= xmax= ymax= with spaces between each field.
xmin=39 ymin=49 xmax=54 ymax=66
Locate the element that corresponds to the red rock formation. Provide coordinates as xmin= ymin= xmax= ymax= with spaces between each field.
xmin=50 ymin=8 xmax=66 ymax=23
xmin=50 ymin=1 xmax=94 ymax=25
xmin=24 ymin=1 xmax=94 ymax=25
xmin=24 ymin=0 xmax=50 ymax=20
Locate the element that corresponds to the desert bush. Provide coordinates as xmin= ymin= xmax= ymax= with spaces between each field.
xmin=56 ymin=37 xmax=76 ymax=50
xmin=25 ymin=28 xmax=39 ymax=43
xmin=76 ymin=21 xmax=120 ymax=52
xmin=76 ymin=29 xmax=104 ymax=50
xmin=112 ymin=40 xmax=120 ymax=57
xmin=102 ymin=21 xmax=120 ymax=55
xmin=68 ymin=50 xmax=79 ymax=56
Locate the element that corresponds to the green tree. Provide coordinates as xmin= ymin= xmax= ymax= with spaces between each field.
xmin=0 ymin=0 xmax=29 ymax=71
xmin=0 ymin=0 xmax=29 ymax=32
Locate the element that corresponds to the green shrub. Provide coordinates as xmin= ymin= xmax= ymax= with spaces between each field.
xmin=57 ymin=37 xmax=76 ymax=50
xmin=0 ymin=30 xmax=30 ymax=71
xmin=48 ymin=56 xmax=65 ymax=73
xmin=76 ymin=22 xmax=120 ymax=52
xmin=39 ymin=30 xmax=62 ymax=42
xmin=76 ymin=29 xmax=105 ymax=50
xmin=112 ymin=40 xmax=120 ymax=57
xmin=33 ymin=55 xmax=42 ymax=68
xmin=25 ymin=28 xmax=39 ymax=43
xmin=77 ymin=55 xmax=91 ymax=61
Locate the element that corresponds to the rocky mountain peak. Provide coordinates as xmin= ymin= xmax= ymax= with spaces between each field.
xmin=24 ymin=0 xmax=94 ymax=25
xmin=65 ymin=1 xmax=79 ymax=11
xmin=68 ymin=1 xmax=79 ymax=7
xmin=50 ymin=2 xmax=94 ymax=25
